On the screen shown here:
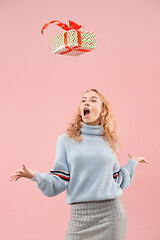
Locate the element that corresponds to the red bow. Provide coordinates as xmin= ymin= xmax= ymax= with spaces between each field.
xmin=41 ymin=20 xmax=81 ymax=35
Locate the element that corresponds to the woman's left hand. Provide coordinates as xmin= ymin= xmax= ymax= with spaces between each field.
xmin=128 ymin=154 xmax=150 ymax=164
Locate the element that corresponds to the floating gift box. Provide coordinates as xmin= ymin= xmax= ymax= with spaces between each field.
xmin=41 ymin=20 xmax=96 ymax=56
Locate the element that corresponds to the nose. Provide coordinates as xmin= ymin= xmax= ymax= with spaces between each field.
xmin=84 ymin=102 xmax=90 ymax=106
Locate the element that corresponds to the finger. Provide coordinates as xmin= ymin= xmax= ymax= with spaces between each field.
xmin=10 ymin=174 xmax=17 ymax=179
xmin=10 ymin=174 xmax=18 ymax=180
xmin=10 ymin=175 xmax=19 ymax=181
xmin=139 ymin=159 xmax=145 ymax=162
xmin=14 ymin=175 xmax=21 ymax=181
xmin=10 ymin=177 xmax=14 ymax=182
xmin=22 ymin=164 xmax=26 ymax=169
xmin=15 ymin=176 xmax=21 ymax=181
xmin=144 ymin=159 xmax=150 ymax=163
xmin=11 ymin=169 xmax=23 ymax=176
xmin=139 ymin=157 xmax=148 ymax=162
xmin=141 ymin=158 xmax=148 ymax=162
xmin=11 ymin=172 xmax=19 ymax=177
xmin=140 ymin=160 xmax=144 ymax=163
xmin=15 ymin=170 xmax=24 ymax=174
xmin=11 ymin=172 xmax=22 ymax=179
xmin=10 ymin=175 xmax=15 ymax=179
xmin=140 ymin=159 xmax=149 ymax=163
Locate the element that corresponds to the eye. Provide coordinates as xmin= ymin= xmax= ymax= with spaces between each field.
xmin=81 ymin=100 xmax=97 ymax=102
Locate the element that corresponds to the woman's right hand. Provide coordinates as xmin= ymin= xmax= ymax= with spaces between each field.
xmin=10 ymin=164 xmax=35 ymax=182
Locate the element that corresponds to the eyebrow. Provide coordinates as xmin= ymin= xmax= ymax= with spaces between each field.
xmin=82 ymin=96 xmax=98 ymax=99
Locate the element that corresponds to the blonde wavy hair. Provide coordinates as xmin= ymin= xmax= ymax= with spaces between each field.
xmin=65 ymin=88 xmax=121 ymax=159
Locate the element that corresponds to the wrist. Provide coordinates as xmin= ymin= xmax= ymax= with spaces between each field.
xmin=29 ymin=171 xmax=35 ymax=179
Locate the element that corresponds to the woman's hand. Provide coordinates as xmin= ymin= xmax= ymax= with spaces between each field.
xmin=128 ymin=154 xmax=150 ymax=164
xmin=10 ymin=164 xmax=35 ymax=182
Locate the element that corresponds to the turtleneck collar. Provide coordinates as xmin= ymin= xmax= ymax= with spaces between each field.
xmin=80 ymin=122 xmax=102 ymax=136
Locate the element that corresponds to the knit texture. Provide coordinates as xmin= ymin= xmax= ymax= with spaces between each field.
xmin=65 ymin=197 xmax=127 ymax=240
xmin=30 ymin=122 xmax=138 ymax=204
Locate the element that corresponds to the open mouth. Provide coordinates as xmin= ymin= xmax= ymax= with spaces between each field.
xmin=83 ymin=108 xmax=90 ymax=117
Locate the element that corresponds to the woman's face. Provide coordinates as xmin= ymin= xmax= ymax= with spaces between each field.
xmin=80 ymin=91 xmax=104 ymax=126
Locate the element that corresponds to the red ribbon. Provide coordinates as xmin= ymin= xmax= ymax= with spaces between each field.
xmin=61 ymin=31 xmax=90 ymax=55
xmin=41 ymin=20 xmax=81 ymax=35
xmin=41 ymin=20 xmax=91 ymax=55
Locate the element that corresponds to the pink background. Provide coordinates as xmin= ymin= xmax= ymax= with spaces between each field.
xmin=1 ymin=0 xmax=160 ymax=239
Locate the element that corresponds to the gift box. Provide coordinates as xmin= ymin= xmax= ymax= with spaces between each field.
xmin=41 ymin=20 xmax=96 ymax=56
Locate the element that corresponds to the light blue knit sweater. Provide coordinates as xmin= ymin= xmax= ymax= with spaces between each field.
xmin=30 ymin=122 xmax=138 ymax=204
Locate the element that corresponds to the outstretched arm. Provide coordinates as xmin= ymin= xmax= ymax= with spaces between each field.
xmin=113 ymin=154 xmax=149 ymax=189
xmin=10 ymin=134 xmax=70 ymax=197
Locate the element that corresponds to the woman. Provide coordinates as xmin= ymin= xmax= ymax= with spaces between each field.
xmin=10 ymin=88 xmax=149 ymax=240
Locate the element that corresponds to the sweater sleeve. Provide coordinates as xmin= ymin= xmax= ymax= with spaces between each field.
xmin=113 ymin=155 xmax=138 ymax=189
xmin=29 ymin=134 xmax=70 ymax=197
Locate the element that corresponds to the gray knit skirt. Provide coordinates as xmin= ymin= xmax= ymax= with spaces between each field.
xmin=65 ymin=197 xmax=127 ymax=240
